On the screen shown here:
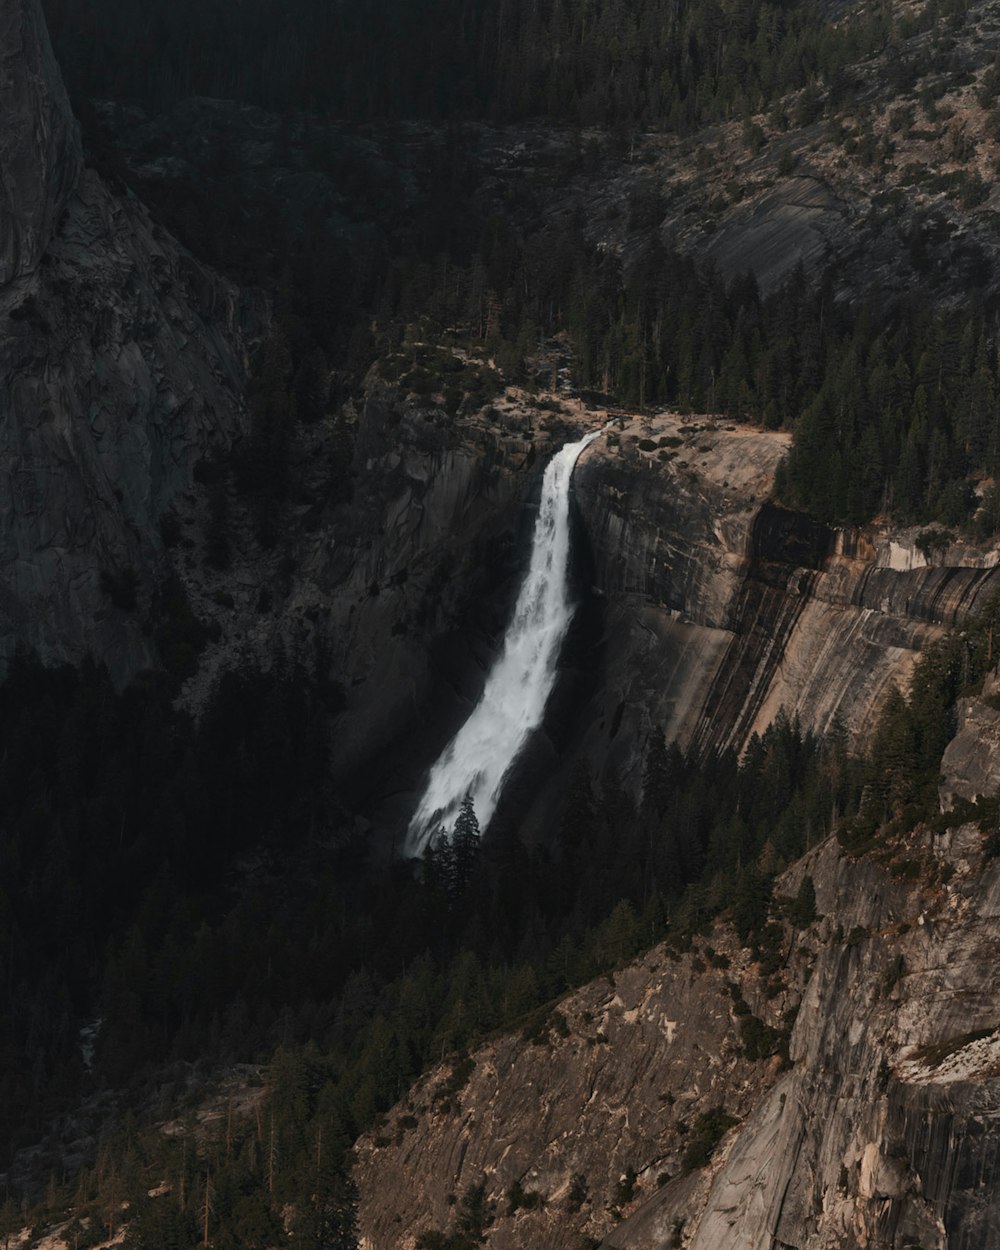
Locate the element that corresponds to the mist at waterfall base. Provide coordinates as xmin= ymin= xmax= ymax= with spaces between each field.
xmin=405 ymin=429 xmax=603 ymax=856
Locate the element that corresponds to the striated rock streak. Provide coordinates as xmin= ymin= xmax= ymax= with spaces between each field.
xmin=572 ymin=417 xmax=1000 ymax=782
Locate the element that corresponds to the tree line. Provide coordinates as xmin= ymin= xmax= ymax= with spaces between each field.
xmin=6 ymin=577 xmax=1000 ymax=1243
xmin=43 ymin=0 xmax=910 ymax=131
xmin=0 ymin=647 xmax=858 ymax=1240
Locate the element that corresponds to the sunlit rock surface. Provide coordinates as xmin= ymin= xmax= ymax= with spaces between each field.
xmin=940 ymin=670 xmax=1000 ymax=809
xmin=352 ymin=412 xmax=1000 ymax=1248
xmin=573 ymin=417 xmax=1000 ymax=787
xmin=355 ymin=813 xmax=1000 ymax=1249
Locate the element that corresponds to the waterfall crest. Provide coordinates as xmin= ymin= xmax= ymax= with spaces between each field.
xmin=405 ymin=428 xmax=601 ymax=856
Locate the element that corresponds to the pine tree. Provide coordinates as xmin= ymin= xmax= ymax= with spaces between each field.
xmin=451 ymin=795 xmax=481 ymax=899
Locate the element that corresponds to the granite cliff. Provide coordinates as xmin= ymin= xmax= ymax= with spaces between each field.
xmin=572 ymin=415 xmax=1000 ymax=788
xmin=171 ymin=378 xmax=1000 ymax=843
xmin=354 ymin=713 xmax=1000 ymax=1250
xmin=0 ymin=0 xmax=80 ymax=286
xmin=333 ymin=402 xmax=1000 ymax=1249
xmin=6 ymin=0 xmax=1000 ymax=1245
xmin=0 ymin=0 xmax=257 ymax=682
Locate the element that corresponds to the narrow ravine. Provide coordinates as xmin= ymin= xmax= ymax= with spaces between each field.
xmin=405 ymin=427 xmax=601 ymax=855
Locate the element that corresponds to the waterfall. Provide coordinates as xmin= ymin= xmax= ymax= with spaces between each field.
xmin=405 ymin=427 xmax=602 ymax=856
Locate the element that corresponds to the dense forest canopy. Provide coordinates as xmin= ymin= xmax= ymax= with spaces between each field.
xmin=5 ymin=586 xmax=999 ymax=1243
xmin=43 ymin=0 xmax=907 ymax=128
xmin=46 ymin=0 xmax=1000 ymax=534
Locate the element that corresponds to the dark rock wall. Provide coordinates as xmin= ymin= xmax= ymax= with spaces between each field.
xmin=0 ymin=0 xmax=257 ymax=681
xmin=355 ymin=808 xmax=1000 ymax=1250
xmin=0 ymin=0 xmax=81 ymax=285
xmin=304 ymin=393 xmax=570 ymax=833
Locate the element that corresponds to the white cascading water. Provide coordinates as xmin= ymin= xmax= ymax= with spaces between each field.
xmin=405 ymin=427 xmax=602 ymax=856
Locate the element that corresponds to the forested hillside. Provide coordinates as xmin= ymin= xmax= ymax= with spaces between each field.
xmin=43 ymin=0 xmax=907 ymax=128
xmin=59 ymin=0 xmax=1000 ymax=535
xmin=9 ymin=0 xmax=1000 ymax=1243
xmin=6 ymin=585 xmax=998 ymax=1245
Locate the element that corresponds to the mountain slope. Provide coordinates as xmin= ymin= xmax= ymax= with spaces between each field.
xmin=0 ymin=0 xmax=259 ymax=683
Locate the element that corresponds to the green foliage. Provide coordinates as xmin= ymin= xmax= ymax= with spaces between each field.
xmin=728 ymin=984 xmax=782 ymax=1061
xmin=915 ymin=528 xmax=954 ymax=559
xmin=374 ymin=220 xmax=1000 ymax=534
xmin=434 ymin=1055 xmax=476 ymax=1112
xmin=613 ymin=1167 xmax=637 ymax=1206
xmin=566 ymin=1173 xmax=589 ymax=1213
xmin=154 ymin=576 xmax=216 ymax=680
xmin=6 ymin=579 xmax=994 ymax=1241
xmin=680 ymin=1108 xmax=739 ymax=1173
xmin=0 ymin=650 xmax=335 ymax=1160
xmin=738 ymin=1012 xmax=782 ymax=1061
xmin=506 ymin=1178 xmax=545 ymax=1214
xmin=837 ymin=594 xmax=1000 ymax=850
xmin=45 ymin=0 xmax=892 ymax=135
xmin=786 ymin=875 xmax=819 ymax=927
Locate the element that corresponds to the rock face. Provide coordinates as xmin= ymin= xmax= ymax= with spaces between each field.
xmin=175 ymin=380 xmax=595 ymax=834
xmin=205 ymin=394 xmax=1000 ymax=842
xmin=0 ymin=0 xmax=81 ymax=285
xmin=350 ymin=409 xmax=1000 ymax=1249
xmin=306 ymin=387 xmax=560 ymax=797
xmin=354 ymin=939 xmax=783 ymax=1250
xmin=354 ymin=804 xmax=1000 ymax=1249
xmin=572 ymin=415 xmax=1000 ymax=790
xmin=677 ymin=833 xmax=1000 ymax=1250
xmin=940 ymin=670 xmax=1000 ymax=808
xmin=0 ymin=0 xmax=256 ymax=681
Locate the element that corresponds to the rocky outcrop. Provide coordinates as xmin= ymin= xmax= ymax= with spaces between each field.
xmin=174 ymin=379 xmax=589 ymax=828
xmin=0 ymin=169 xmax=256 ymax=680
xmin=669 ymin=830 xmax=1000 ymax=1250
xmin=354 ymin=789 xmax=1000 ymax=1249
xmin=306 ymin=387 xmax=556 ymax=794
xmin=572 ymin=416 xmax=1000 ymax=789
xmin=940 ymin=670 xmax=1000 ymax=808
xmin=354 ymin=935 xmax=785 ymax=1250
xmin=0 ymin=0 xmax=81 ymax=285
xmin=198 ymin=394 xmax=1000 ymax=839
xmin=0 ymin=0 xmax=257 ymax=681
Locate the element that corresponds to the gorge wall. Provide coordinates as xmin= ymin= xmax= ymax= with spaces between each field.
xmin=352 ymin=790 xmax=1000 ymax=1250
xmin=166 ymin=382 xmax=1000 ymax=846
xmin=336 ymin=390 xmax=1000 ymax=1248
xmin=335 ymin=402 xmax=1000 ymax=1245
xmin=354 ymin=723 xmax=1000 ymax=1250
xmin=3 ymin=0 xmax=995 ymax=780
xmin=571 ymin=414 xmax=1000 ymax=788
xmin=0 ymin=0 xmax=257 ymax=683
